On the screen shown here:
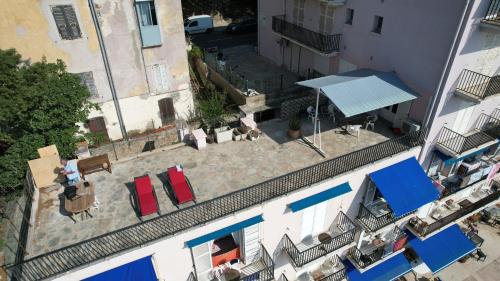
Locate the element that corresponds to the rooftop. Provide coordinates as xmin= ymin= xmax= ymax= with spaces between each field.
xmin=27 ymin=117 xmax=396 ymax=257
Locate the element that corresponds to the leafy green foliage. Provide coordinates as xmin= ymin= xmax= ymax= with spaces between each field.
xmin=198 ymin=90 xmax=229 ymax=133
xmin=288 ymin=116 xmax=301 ymax=131
xmin=0 ymin=48 xmax=97 ymax=195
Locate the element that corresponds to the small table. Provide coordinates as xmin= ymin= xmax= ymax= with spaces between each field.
xmin=318 ymin=233 xmax=332 ymax=243
xmin=223 ymin=269 xmax=240 ymax=281
xmin=65 ymin=181 xmax=95 ymax=222
xmin=459 ymin=199 xmax=473 ymax=208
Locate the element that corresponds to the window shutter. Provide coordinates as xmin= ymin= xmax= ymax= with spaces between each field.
xmin=153 ymin=64 xmax=169 ymax=92
xmin=51 ymin=5 xmax=81 ymax=40
xmin=77 ymin=72 xmax=98 ymax=98
xmin=158 ymin=98 xmax=175 ymax=125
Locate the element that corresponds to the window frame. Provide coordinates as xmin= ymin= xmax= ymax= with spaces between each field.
xmin=372 ymin=15 xmax=384 ymax=34
xmin=345 ymin=8 xmax=354 ymax=25
xmin=136 ymin=0 xmax=158 ymax=27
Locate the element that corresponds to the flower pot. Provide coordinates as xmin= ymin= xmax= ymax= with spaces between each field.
xmin=288 ymin=129 xmax=301 ymax=139
xmin=215 ymin=126 xmax=233 ymax=143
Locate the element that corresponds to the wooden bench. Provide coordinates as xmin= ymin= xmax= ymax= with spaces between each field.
xmin=77 ymin=154 xmax=112 ymax=180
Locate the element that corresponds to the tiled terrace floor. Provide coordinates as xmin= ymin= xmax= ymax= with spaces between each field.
xmin=27 ymin=117 xmax=396 ymax=257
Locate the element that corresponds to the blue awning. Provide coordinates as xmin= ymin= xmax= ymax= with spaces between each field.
xmin=434 ymin=146 xmax=492 ymax=166
xmin=297 ymin=69 xmax=418 ymax=117
xmin=83 ymin=256 xmax=157 ymax=281
xmin=186 ymin=215 xmax=263 ymax=248
xmin=407 ymin=224 xmax=476 ymax=273
xmin=369 ymin=157 xmax=440 ymax=216
xmin=345 ymin=252 xmax=412 ymax=281
xmin=288 ymin=182 xmax=352 ymax=212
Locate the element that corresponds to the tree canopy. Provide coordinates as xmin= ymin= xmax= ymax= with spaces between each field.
xmin=0 ymin=48 xmax=96 ymax=196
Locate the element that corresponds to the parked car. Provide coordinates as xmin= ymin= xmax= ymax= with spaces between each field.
xmin=225 ymin=18 xmax=257 ymax=34
xmin=184 ymin=15 xmax=214 ymax=35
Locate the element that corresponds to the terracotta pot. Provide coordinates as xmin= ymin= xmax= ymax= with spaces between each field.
xmin=287 ymin=129 xmax=301 ymax=139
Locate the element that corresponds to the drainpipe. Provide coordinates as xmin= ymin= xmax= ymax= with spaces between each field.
xmin=418 ymin=0 xmax=473 ymax=161
xmin=88 ymin=0 xmax=129 ymax=141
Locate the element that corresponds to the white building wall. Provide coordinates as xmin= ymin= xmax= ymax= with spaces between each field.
xmin=52 ymin=147 xmax=420 ymax=281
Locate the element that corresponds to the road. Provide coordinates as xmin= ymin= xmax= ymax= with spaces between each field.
xmin=189 ymin=29 xmax=257 ymax=49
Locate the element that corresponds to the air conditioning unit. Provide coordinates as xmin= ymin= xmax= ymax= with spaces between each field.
xmin=401 ymin=119 xmax=421 ymax=133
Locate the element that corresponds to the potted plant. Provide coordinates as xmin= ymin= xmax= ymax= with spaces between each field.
xmin=287 ymin=116 xmax=301 ymax=139
xmin=199 ymin=92 xmax=232 ymax=143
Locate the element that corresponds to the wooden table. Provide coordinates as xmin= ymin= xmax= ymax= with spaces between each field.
xmin=223 ymin=269 xmax=240 ymax=281
xmin=65 ymin=181 xmax=95 ymax=222
xmin=77 ymin=154 xmax=111 ymax=180
xmin=318 ymin=233 xmax=332 ymax=243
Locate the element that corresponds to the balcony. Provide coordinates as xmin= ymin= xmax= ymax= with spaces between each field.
xmin=406 ymin=188 xmax=500 ymax=238
xmin=281 ymin=212 xmax=356 ymax=268
xmin=455 ymin=69 xmax=500 ymax=101
xmin=298 ymin=255 xmax=347 ymax=281
xmin=272 ymin=15 xmax=342 ymax=55
xmin=481 ymin=0 xmax=500 ymax=29
xmin=347 ymin=226 xmax=407 ymax=270
xmin=436 ymin=114 xmax=500 ymax=157
xmin=6 ymin=129 xmax=424 ymax=281
xmin=356 ymin=199 xmax=413 ymax=233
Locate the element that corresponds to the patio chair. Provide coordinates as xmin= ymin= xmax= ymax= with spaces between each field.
xmin=365 ymin=115 xmax=378 ymax=131
xmin=167 ymin=166 xmax=196 ymax=205
xmin=475 ymin=248 xmax=487 ymax=262
xmin=347 ymin=124 xmax=362 ymax=138
xmin=307 ymin=106 xmax=316 ymax=122
xmin=133 ymin=175 xmax=160 ymax=218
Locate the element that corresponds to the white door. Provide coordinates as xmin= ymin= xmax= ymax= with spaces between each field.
xmin=192 ymin=242 xmax=212 ymax=281
xmin=452 ymin=101 xmax=474 ymax=134
xmin=243 ymin=224 xmax=261 ymax=263
xmin=300 ymin=201 xmax=328 ymax=240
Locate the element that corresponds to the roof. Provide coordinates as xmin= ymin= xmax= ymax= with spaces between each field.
xmin=407 ymin=224 xmax=476 ymax=273
xmin=83 ymin=256 xmax=156 ymax=281
xmin=296 ymin=69 xmax=418 ymax=117
xmin=288 ymin=182 xmax=352 ymax=212
xmin=369 ymin=157 xmax=440 ymax=216
xmin=345 ymin=252 xmax=412 ymax=281
xmin=187 ymin=15 xmax=212 ymax=20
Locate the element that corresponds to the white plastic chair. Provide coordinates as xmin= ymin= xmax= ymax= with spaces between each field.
xmin=307 ymin=106 xmax=316 ymax=122
xmin=348 ymin=125 xmax=362 ymax=138
xmin=327 ymin=104 xmax=336 ymax=125
xmin=365 ymin=115 xmax=378 ymax=131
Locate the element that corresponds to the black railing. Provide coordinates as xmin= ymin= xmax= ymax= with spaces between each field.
xmin=281 ymin=212 xmax=356 ymax=268
xmin=483 ymin=0 xmax=500 ymax=25
xmin=407 ymin=190 xmax=500 ymax=237
xmin=356 ymin=203 xmax=412 ymax=232
xmin=6 ymin=130 xmax=425 ymax=281
xmin=475 ymin=113 xmax=500 ymax=139
xmin=240 ymin=244 xmax=275 ymax=281
xmin=492 ymin=108 xmax=500 ymax=120
xmin=187 ymin=272 xmax=196 ymax=281
xmin=317 ymin=255 xmax=347 ymax=281
xmin=272 ymin=15 xmax=342 ymax=54
xmin=347 ymin=226 xmax=406 ymax=269
xmin=456 ymin=69 xmax=500 ymax=99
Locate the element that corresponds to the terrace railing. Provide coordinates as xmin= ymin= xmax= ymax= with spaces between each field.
xmin=456 ymin=69 xmax=500 ymax=100
xmin=240 ymin=244 xmax=275 ymax=281
xmin=281 ymin=212 xmax=356 ymax=268
xmin=407 ymin=190 xmax=500 ymax=237
xmin=316 ymin=255 xmax=346 ymax=281
xmin=356 ymin=203 xmax=412 ymax=232
xmin=347 ymin=226 xmax=406 ymax=269
xmin=483 ymin=0 xmax=500 ymax=26
xmin=436 ymin=114 xmax=500 ymax=155
xmin=272 ymin=15 xmax=342 ymax=54
xmin=7 ymin=130 xmax=425 ymax=281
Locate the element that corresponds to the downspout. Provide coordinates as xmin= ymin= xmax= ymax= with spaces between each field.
xmin=418 ymin=0 xmax=473 ymax=161
xmin=88 ymin=0 xmax=129 ymax=141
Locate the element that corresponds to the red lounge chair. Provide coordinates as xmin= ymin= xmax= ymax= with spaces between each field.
xmin=133 ymin=175 xmax=160 ymax=217
xmin=167 ymin=167 xmax=196 ymax=205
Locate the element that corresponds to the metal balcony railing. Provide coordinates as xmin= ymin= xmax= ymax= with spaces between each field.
xmin=281 ymin=212 xmax=356 ymax=268
xmin=492 ymin=108 xmax=500 ymax=120
xmin=6 ymin=131 xmax=425 ymax=281
xmin=437 ymin=114 xmax=500 ymax=155
xmin=407 ymin=190 xmax=500 ymax=238
xmin=314 ymin=255 xmax=347 ymax=281
xmin=456 ymin=69 xmax=500 ymax=100
xmin=272 ymin=15 xmax=342 ymax=54
xmin=483 ymin=0 xmax=500 ymax=26
xmin=356 ymin=203 xmax=413 ymax=232
xmin=347 ymin=226 xmax=406 ymax=269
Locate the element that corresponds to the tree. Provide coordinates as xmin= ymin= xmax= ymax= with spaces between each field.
xmin=0 ymin=48 xmax=97 ymax=196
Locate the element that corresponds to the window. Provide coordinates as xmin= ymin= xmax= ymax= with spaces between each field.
xmin=135 ymin=0 xmax=161 ymax=47
xmin=51 ymin=5 xmax=81 ymax=40
xmin=152 ymin=64 xmax=169 ymax=92
xmin=319 ymin=3 xmax=335 ymax=34
xmin=372 ymin=15 xmax=384 ymax=34
xmin=293 ymin=0 xmax=305 ymax=26
xmin=345 ymin=8 xmax=354 ymax=25
xmin=189 ymin=20 xmax=199 ymax=27
xmin=136 ymin=0 xmax=157 ymax=26
xmin=76 ymin=72 xmax=98 ymax=98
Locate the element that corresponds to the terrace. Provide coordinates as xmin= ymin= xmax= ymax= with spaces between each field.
xmin=297 ymin=255 xmax=347 ymax=281
xmin=7 ymin=116 xmax=426 ymax=281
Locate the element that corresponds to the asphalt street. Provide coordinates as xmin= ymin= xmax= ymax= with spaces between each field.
xmin=189 ymin=29 xmax=257 ymax=49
